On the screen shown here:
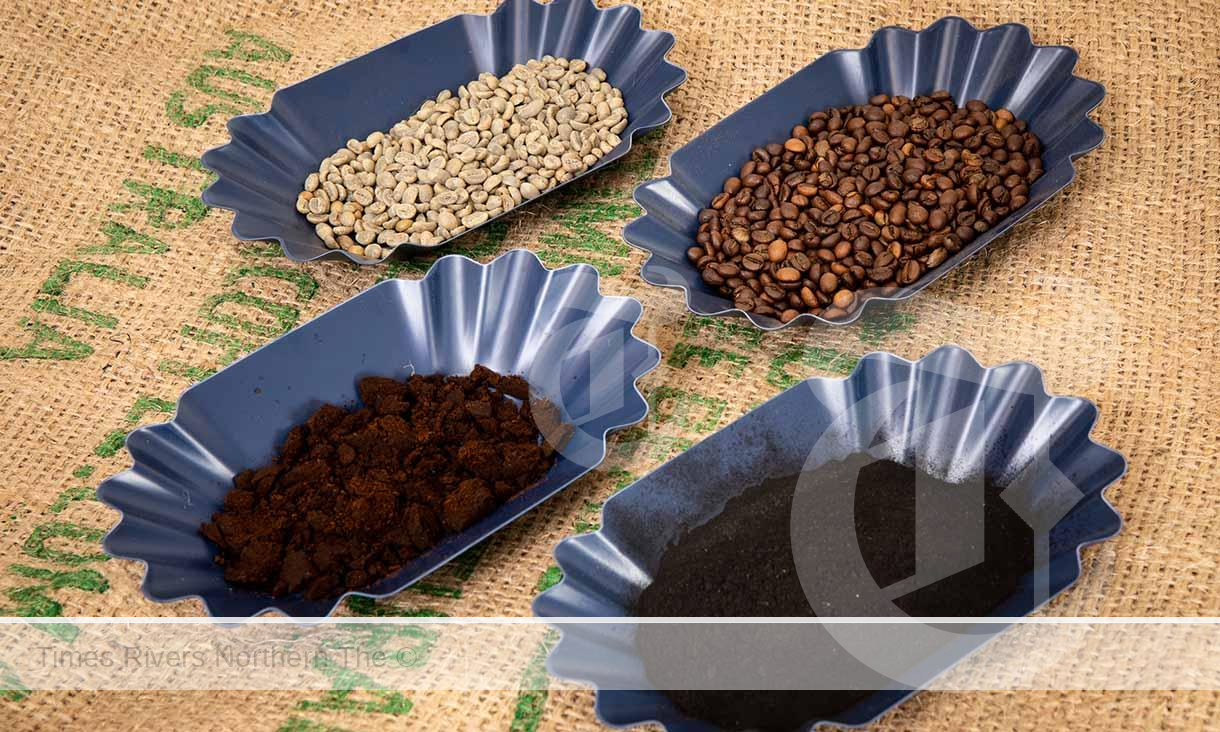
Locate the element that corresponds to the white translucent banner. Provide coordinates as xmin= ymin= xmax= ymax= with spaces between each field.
xmin=2 ymin=619 xmax=1218 ymax=691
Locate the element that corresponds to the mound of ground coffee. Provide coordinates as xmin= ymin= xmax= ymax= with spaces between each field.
xmin=634 ymin=457 xmax=1035 ymax=731
xmin=689 ymin=91 xmax=1044 ymax=322
xmin=201 ymin=365 xmax=569 ymax=599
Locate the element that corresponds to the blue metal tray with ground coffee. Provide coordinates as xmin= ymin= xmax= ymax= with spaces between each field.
xmin=97 ymin=250 xmax=659 ymax=617
xmin=534 ymin=345 xmax=1125 ymax=730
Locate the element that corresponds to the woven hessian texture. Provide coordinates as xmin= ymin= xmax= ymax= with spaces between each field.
xmin=0 ymin=0 xmax=1216 ymax=729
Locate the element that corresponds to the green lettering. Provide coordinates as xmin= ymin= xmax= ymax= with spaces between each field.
xmin=142 ymin=145 xmax=216 ymax=189
xmin=0 ymin=661 xmax=30 ymax=702
xmin=535 ymin=249 xmax=624 ymax=277
xmin=200 ymin=292 xmax=298 ymax=337
xmin=238 ymin=242 xmax=284 ymax=258
xmin=10 ymin=565 xmax=108 ymax=593
xmin=0 ymin=566 xmax=108 ymax=641
xmin=343 ymin=597 xmax=446 ymax=618
xmin=35 ymin=261 xmax=149 ymax=328
xmin=187 ymin=64 xmax=275 ymax=108
xmin=111 ymin=180 xmax=209 ymax=229
xmin=77 ymin=221 xmax=169 ymax=256
xmin=646 ymin=386 xmax=726 ymax=433
xmin=681 ymin=314 xmax=764 ymax=349
xmin=156 ymin=361 xmax=216 ymax=382
xmin=166 ymin=90 xmax=242 ymax=129
xmin=766 ymin=345 xmax=859 ymax=389
xmin=277 ymin=719 xmax=350 ymax=732
xmin=858 ymin=309 xmax=916 ymax=346
xmin=22 ymin=522 xmax=108 ymax=565
xmin=205 ymin=30 xmax=291 ymax=63
xmin=93 ymin=395 xmax=175 ymax=457
xmin=536 ymin=566 xmax=563 ymax=594
xmin=180 ymin=325 xmax=258 ymax=366
xmin=29 ymin=298 xmax=116 ymax=329
xmin=666 ymin=342 xmax=749 ymax=377
xmin=295 ymin=690 xmax=412 ymax=716
xmin=509 ymin=630 xmax=560 ymax=732
xmin=0 ymin=319 xmax=93 ymax=361
xmin=48 ymin=487 xmax=95 ymax=514
xmin=610 ymin=426 xmax=692 ymax=461
xmin=607 ymin=466 xmax=636 ymax=491
xmin=224 ymin=265 xmax=319 ymax=302
xmin=93 ymin=431 xmax=127 ymax=458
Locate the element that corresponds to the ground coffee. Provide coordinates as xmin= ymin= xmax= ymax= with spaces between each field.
xmin=688 ymin=91 xmax=1044 ymax=322
xmin=634 ymin=457 xmax=1036 ymax=730
xmin=201 ymin=365 xmax=567 ymax=599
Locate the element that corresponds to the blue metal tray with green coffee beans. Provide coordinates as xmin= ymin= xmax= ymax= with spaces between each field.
xmin=200 ymin=0 xmax=685 ymax=264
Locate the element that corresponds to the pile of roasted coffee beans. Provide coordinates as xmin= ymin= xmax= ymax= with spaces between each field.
xmin=688 ymin=91 xmax=1044 ymax=322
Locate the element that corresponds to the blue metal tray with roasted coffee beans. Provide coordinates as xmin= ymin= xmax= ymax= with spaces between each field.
xmin=624 ymin=17 xmax=1104 ymax=328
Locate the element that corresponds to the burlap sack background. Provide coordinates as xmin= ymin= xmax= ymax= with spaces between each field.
xmin=0 ymin=0 xmax=1216 ymax=728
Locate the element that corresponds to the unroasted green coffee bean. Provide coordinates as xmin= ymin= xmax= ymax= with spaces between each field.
xmin=299 ymin=56 xmax=628 ymax=258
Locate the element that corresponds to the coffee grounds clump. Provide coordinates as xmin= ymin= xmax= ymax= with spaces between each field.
xmin=201 ymin=365 xmax=569 ymax=599
xmin=689 ymin=91 xmax=1044 ymax=322
xmin=635 ymin=458 xmax=1035 ymax=731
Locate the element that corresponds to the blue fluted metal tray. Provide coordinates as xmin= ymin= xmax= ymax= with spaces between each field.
xmin=624 ymin=17 xmax=1104 ymax=329
xmin=97 ymin=250 xmax=660 ymax=617
xmin=534 ymin=345 xmax=1125 ymax=730
xmin=200 ymin=0 xmax=685 ymax=264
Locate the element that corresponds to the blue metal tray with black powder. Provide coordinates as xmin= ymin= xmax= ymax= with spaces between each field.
xmin=200 ymin=0 xmax=685 ymax=263
xmin=97 ymin=250 xmax=660 ymax=617
xmin=623 ymin=17 xmax=1104 ymax=329
xmin=534 ymin=345 xmax=1125 ymax=730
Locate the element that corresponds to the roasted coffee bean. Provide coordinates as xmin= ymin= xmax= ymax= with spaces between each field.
xmin=742 ymin=252 xmax=767 ymax=271
xmin=890 ymin=202 xmax=907 ymax=225
xmin=868 ymin=266 xmax=894 ymax=282
xmin=897 ymin=259 xmax=923 ymax=285
xmin=928 ymin=208 xmax=947 ymax=230
xmin=690 ymin=91 xmax=1042 ymax=319
xmin=768 ymin=240 xmax=789 ymax=263
xmin=775 ymin=267 xmax=802 ymax=283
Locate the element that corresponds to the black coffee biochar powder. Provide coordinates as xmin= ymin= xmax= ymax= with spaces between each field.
xmin=634 ymin=457 xmax=1036 ymax=731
